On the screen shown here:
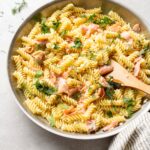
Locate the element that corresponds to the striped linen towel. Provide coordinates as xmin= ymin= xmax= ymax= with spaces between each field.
xmin=109 ymin=113 xmax=150 ymax=150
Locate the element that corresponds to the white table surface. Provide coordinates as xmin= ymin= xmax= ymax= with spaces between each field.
xmin=0 ymin=0 xmax=150 ymax=150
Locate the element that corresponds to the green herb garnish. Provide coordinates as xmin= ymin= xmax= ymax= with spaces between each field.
xmin=72 ymin=92 xmax=81 ymax=100
xmin=41 ymin=17 xmax=49 ymax=34
xmin=35 ymin=70 xmax=43 ymax=78
xmin=108 ymin=81 xmax=121 ymax=89
xmin=49 ymin=115 xmax=55 ymax=127
xmin=61 ymin=30 xmax=68 ymax=37
xmin=88 ymin=14 xmax=114 ymax=27
xmin=35 ymin=80 xmax=57 ymax=95
xmin=127 ymin=106 xmax=133 ymax=118
xmin=107 ymin=111 xmax=113 ymax=118
xmin=106 ymin=87 xmax=114 ymax=99
xmin=107 ymin=76 xmax=121 ymax=89
xmin=100 ymin=16 xmax=113 ymax=25
xmin=41 ymin=23 xmax=49 ymax=33
xmin=32 ymin=13 xmax=42 ymax=22
xmin=53 ymin=43 xmax=59 ymax=49
xmin=35 ymin=80 xmax=44 ymax=91
xmin=72 ymin=38 xmax=82 ymax=49
xmin=88 ymin=51 xmax=96 ymax=60
xmin=105 ymin=76 xmax=120 ymax=99
xmin=12 ymin=0 xmax=27 ymax=15
xmin=90 ymin=53 xmax=96 ymax=60
xmin=52 ymin=20 xmax=61 ymax=30
xmin=88 ymin=14 xmax=96 ymax=22
xmin=123 ymin=98 xmax=134 ymax=107
xmin=123 ymin=98 xmax=135 ymax=117
xmin=94 ymin=16 xmax=114 ymax=27
xmin=140 ymin=45 xmax=149 ymax=56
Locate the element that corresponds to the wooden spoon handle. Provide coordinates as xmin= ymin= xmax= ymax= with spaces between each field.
xmin=108 ymin=60 xmax=150 ymax=95
xmin=122 ymin=74 xmax=150 ymax=95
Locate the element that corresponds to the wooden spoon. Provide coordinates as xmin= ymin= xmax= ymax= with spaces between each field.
xmin=107 ymin=60 xmax=150 ymax=95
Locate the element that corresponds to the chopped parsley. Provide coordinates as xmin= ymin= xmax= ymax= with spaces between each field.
xmin=90 ymin=53 xmax=96 ymax=60
xmin=61 ymin=30 xmax=68 ymax=37
xmin=12 ymin=0 xmax=27 ymax=15
xmin=107 ymin=76 xmax=121 ymax=89
xmin=108 ymin=80 xmax=121 ymax=89
xmin=35 ymin=70 xmax=43 ymax=78
xmin=88 ymin=51 xmax=96 ymax=60
xmin=41 ymin=18 xmax=49 ymax=34
xmin=123 ymin=98 xmax=135 ymax=118
xmin=49 ymin=115 xmax=55 ymax=127
xmin=41 ymin=23 xmax=49 ymax=33
xmin=100 ymin=16 xmax=113 ymax=25
xmin=140 ymin=45 xmax=149 ymax=56
xmin=88 ymin=14 xmax=96 ymax=22
xmin=127 ymin=106 xmax=133 ymax=118
xmin=107 ymin=111 xmax=113 ymax=118
xmin=72 ymin=92 xmax=81 ymax=100
xmin=94 ymin=16 xmax=114 ymax=27
xmin=123 ymin=98 xmax=134 ymax=107
xmin=35 ymin=80 xmax=57 ymax=95
xmin=32 ymin=12 xmax=42 ymax=22
xmin=72 ymin=38 xmax=82 ymax=49
xmin=53 ymin=43 xmax=59 ymax=50
xmin=87 ymin=14 xmax=114 ymax=28
xmin=105 ymin=87 xmax=114 ymax=99
xmin=52 ymin=20 xmax=61 ymax=30
xmin=105 ymin=76 xmax=121 ymax=99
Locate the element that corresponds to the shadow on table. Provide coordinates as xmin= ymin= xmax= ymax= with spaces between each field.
xmin=28 ymin=118 xmax=113 ymax=150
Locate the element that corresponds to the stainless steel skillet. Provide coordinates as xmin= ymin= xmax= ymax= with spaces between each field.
xmin=7 ymin=0 xmax=150 ymax=140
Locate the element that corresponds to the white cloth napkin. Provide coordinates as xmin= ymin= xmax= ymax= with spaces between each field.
xmin=108 ymin=113 xmax=150 ymax=150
